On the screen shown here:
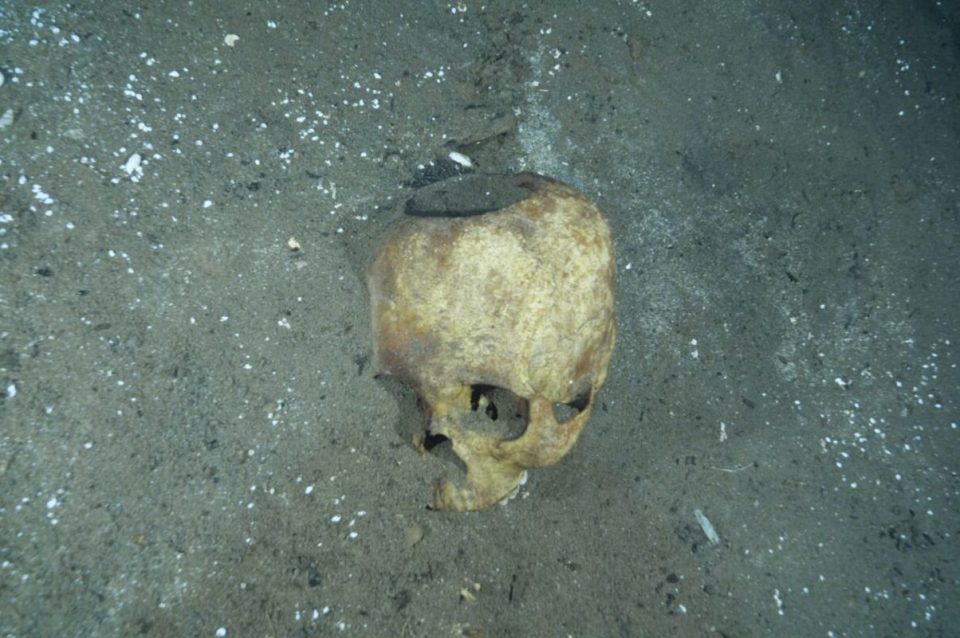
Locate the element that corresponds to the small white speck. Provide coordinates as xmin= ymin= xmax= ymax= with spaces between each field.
xmin=305 ymin=485 xmax=314 ymax=495
xmin=330 ymin=514 xmax=342 ymax=523
xmin=216 ymin=628 xmax=227 ymax=637
xmin=203 ymin=200 xmax=213 ymax=209
xmin=5 ymin=383 xmax=16 ymax=398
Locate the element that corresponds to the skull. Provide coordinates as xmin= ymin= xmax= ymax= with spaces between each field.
xmin=368 ymin=173 xmax=616 ymax=511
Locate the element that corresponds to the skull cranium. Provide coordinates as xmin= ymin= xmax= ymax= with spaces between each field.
xmin=368 ymin=173 xmax=616 ymax=511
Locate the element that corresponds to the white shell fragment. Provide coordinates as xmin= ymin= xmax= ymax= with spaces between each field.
xmin=0 ymin=69 xmax=5 ymax=87
xmin=447 ymin=151 xmax=474 ymax=168
xmin=224 ymin=34 xmax=239 ymax=47
xmin=0 ymin=108 xmax=14 ymax=130
xmin=121 ymin=152 xmax=143 ymax=182
xmin=694 ymin=508 xmax=720 ymax=545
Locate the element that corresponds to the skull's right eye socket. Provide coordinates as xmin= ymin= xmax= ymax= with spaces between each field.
xmin=469 ymin=384 xmax=499 ymax=420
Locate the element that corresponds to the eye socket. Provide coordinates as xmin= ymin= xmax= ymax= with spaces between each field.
xmin=469 ymin=384 xmax=498 ymax=420
xmin=469 ymin=384 xmax=591 ymax=426
xmin=566 ymin=389 xmax=591 ymax=413
xmin=553 ymin=390 xmax=591 ymax=424
xmin=465 ymin=384 xmax=528 ymax=439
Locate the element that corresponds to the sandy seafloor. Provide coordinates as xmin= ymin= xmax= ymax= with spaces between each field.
xmin=1 ymin=1 xmax=958 ymax=636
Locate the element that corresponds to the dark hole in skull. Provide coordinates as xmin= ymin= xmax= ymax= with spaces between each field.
xmin=553 ymin=388 xmax=591 ymax=424
xmin=421 ymin=431 xmax=449 ymax=452
xmin=470 ymin=384 xmax=498 ymax=420
xmin=423 ymin=384 xmax=528 ymax=454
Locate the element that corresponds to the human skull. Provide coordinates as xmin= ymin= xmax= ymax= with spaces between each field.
xmin=368 ymin=173 xmax=616 ymax=511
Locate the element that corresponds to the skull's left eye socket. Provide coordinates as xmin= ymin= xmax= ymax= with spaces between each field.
xmin=553 ymin=389 xmax=591 ymax=424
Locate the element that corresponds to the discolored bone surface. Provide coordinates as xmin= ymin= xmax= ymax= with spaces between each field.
xmin=368 ymin=173 xmax=616 ymax=511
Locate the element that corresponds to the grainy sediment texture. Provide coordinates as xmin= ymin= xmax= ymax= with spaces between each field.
xmin=0 ymin=2 xmax=957 ymax=636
